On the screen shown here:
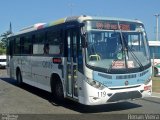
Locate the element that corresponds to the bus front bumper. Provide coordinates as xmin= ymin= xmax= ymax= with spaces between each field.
xmin=78 ymin=81 xmax=152 ymax=105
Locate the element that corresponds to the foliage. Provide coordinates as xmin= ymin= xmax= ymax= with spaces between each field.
xmin=0 ymin=37 xmax=6 ymax=55
xmin=0 ymin=48 xmax=6 ymax=55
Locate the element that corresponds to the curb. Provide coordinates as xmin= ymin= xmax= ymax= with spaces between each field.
xmin=152 ymin=92 xmax=160 ymax=98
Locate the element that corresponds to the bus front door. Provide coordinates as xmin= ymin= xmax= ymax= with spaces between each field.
xmin=66 ymin=28 xmax=78 ymax=99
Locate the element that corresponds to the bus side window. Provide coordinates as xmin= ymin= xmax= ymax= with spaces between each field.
xmin=14 ymin=37 xmax=21 ymax=55
xmin=33 ymin=33 xmax=45 ymax=54
xmin=47 ymin=31 xmax=61 ymax=55
xmin=43 ymin=43 xmax=50 ymax=54
xmin=21 ymin=36 xmax=32 ymax=55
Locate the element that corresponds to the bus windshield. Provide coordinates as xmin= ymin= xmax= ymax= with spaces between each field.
xmin=85 ymin=20 xmax=150 ymax=72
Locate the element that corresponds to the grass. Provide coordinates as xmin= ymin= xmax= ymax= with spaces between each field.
xmin=152 ymin=76 xmax=160 ymax=93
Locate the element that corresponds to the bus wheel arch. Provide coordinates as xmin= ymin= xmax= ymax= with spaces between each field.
xmin=16 ymin=67 xmax=23 ymax=85
xmin=50 ymin=73 xmax=64 ymax=101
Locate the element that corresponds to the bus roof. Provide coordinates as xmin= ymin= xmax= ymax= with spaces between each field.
xmin=148 ymin=41 xmax=160 ymax=46
xmin=10 ymin=15 xmax=143 ymax=36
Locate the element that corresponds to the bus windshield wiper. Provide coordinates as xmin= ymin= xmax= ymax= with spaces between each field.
xmin=107 ymin=22 xmax=144 ymax=72
xmin=118 ymin=22 xmax=128 ymax=69
xmin=118 ymin=22 xmax=144 ymax=70
xmin=107 ymin=26 xmax=129 ymax=73
xmin=123 ymin=39 xmax=144 ymax=70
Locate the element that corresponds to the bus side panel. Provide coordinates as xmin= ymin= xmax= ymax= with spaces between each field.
xmin=10 ymin=56 xmax=21 ymax=80
xmin=20 ymin=56 xmax=32 ymax=85
xmin=31 ymin=56 xmax=63 ymax=92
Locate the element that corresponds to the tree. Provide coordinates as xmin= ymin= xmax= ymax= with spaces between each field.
xmin=0 ymin=37 xmax=7 ymax=48
xmin=0 ymin=22 xmax=13 ymax=54
xmin=0 ymin=48 xmax=6 ymax=55
xmin=0 ymin=37 xmax=6 ymax=54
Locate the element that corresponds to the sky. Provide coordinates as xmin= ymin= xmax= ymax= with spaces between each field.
xmin=0 ymin=0 xmax=160 ymax=40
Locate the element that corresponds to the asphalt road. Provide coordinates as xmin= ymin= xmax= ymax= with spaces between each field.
xmin=0 ymin=69 xmax=160 ymax=120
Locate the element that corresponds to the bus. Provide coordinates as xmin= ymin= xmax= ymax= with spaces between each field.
xmin=7 ymin=15 xmax=152 ymax=105
xmin=0 ymin=55 xmax=7 ymax=68
xmin=148 ymin=41 xmax=160 ymax=76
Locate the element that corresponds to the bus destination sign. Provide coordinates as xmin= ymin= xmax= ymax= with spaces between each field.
xmin=90 ymin=21 xmax=136 ymax=31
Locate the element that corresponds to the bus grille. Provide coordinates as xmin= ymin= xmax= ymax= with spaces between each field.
xmin=107 ymin=91 xmax=142 ymax=102
xmin=109 ymin=85 xmax=141 ymax=90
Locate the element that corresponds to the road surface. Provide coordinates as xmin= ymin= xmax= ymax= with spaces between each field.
xmin=0 ymin=69 xmax=160 ymax=120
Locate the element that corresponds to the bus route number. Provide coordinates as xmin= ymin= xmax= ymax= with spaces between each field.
xmin=98 ymin=91 xmax=106 ymax=98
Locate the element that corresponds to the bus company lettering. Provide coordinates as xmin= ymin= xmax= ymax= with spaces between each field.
xmin=137 ymin=79 xmax=145 ymax=82
xmin=103 ymin=81 xmax=112 ymax=85
xmin=98 ymin=73 xmax=112 ymax=79
xmin=42 ymin=61 xmax=53 ymax=69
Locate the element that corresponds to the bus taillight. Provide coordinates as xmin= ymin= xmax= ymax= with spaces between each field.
xmin=52 ymin=58 xmax=62 ymax=64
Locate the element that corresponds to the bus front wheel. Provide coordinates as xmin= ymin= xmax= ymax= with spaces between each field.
xmin=154 ymin=68 xmax=158 ymax=77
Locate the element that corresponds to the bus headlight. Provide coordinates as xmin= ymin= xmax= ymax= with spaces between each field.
xmin=86 ymin=78 xmax=105 ymax=90
xmin=144 ymin=77 xmax=152 ymax=85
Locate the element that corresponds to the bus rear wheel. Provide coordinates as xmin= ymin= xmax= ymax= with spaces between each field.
xmin=16 ymin=70 xmax=23 ymax=86
xmin=52 ymin=80 xmax=64 ymax=102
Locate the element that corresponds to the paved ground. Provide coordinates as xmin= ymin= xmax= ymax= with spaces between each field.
xmin=0 ymin=69 xmax=160 ymax=120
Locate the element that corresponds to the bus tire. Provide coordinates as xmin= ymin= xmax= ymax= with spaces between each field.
xmin=154 ymin=68 xmax=158 ymax=77
xmin=51 ymin=76 xmax=64 ymax=102
xmin=16 ymin=69 xmax=23 ymax=86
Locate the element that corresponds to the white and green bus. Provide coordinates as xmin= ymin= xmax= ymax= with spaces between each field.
xmin=7 ymin=16 xmax=152 ymax=105
xmin=148 ymin=41 xmax=160 ymax=76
